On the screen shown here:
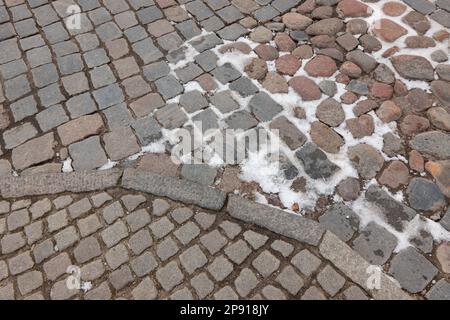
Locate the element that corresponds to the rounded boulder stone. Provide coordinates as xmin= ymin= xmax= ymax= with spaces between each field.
xmin=336 ymin=177 xmax=361 ymax=201
xmin=275 ymin=54 xmax=301 ymax=76
xmin=289 ymin=76 xmax=322 ymax=101
xmin=244 ymin=58 xmax=268 ymax=80
xmin=378 ymin=161 xmax=410 ymax=189
xmin=262 ymin=72 xmax=289 ymax=94
xmin=282 ymin=12 xmax=313 ymax=30
xmin=348 ymin=144 xmax=385 ymax=179
xmin=316 ymin=98 xmax=345 ymax=127
xmin=310 ymin=121 xmax=345 ymax=154
xmin=304 ymin=55 xmax=337 ymax=77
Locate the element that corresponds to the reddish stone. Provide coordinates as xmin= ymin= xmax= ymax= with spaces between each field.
xmin=218 ymin=42 xmax=252 ymax=54
xmin=382 ymin=2 xmax=407 ymax=16
xmin=340 ymin=61 xmax=362 ymax=78
xmin=292 ymin=45 xmax=313 ymax=59
xmin=382 ymin=46 xmax=400 ymax=58
xmin=274 ymin=33 xmax=296 ymax=52
xmin=400 ymin=115 xmax=430 ymax=136
xmin=370 ymin=82 xmax=394 ymax=100
xmin=289 ymin=76 xmax=322 ymax=101
xmin=196 ymin=74 xmax=217 ymax=92
xmin=304 ymin=55 xmax=337 ymax=77
xmin=310 ymin=121 xmax=345 ymax=154
xmin=425 ymin=160 xmax=450 ymax=198
xmin=346 ymin=114 xmax=375 ymax=139
xmin=310 ymin=35 xmax=335 ymax=48
xmin=409 ymin=150 xmax=424 ymax=172
xmin=373 ymin=19 xmax=407 ymax=42
xmin=340 ymin=91 xmax=358 ymax=104
xmin=433 ymin=30 xmax=450 ymax=42
xmin=281 ymin=12 xmax=312 ymax=31
xmin=336 ymin=73 xmax=351 ymax=84
xmin=254 ymin=44 xmax=279 ymax=61
xmin=436 ymin=242 xmax=450 ymax=273
xmin=337 ymin=0 xmax=372 ymax=18
xmin=376 ymin=100 xmax=402 ymax=123
xmin=394 ymin=80 xmax=408 ymax=96
xmin=244 ymin=58 xmax=268 ymax=80
xmin=298 ymin=0 xmax=316 ymax=14
xmin=275 ymin=54 xmax=301 ymax=76
xmin=378 ymin=161 xmax=410 ymax=189
xmin=138 ymin=153 xmax=179 ymax=176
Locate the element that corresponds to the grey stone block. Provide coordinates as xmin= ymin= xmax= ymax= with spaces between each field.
xmin=122 ymin=169 xmax=226 ymax=210
xmin=319 ymin=203 xmax=359 ymax=242
xmin=227 ymin=195 xmax=324 ymax=245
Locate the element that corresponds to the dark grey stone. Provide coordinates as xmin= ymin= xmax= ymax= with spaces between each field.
xmin=132 ymin=115 xmax=162 ymax=145
xmin=181 ymin=164 xmax=217 ymax=186
xmin=406 ymin=178 xmax=445 ymax=212
xmin=426 ymin=279 xmax=450 ymax=300
xmin=409 ymin=131 xmax=450 ymax=160
xmin=229 ymin=77 xmax=259 ymax=97
xmin=249 ymin=92 xmax=283 ymax=122
xmin=295 ymin=143 xmax=340 ymax=179
xmin=319 ymin=203 xmax=360 ymax=242
xmin=365 ymin=186 xmax=416 ymax=231
xmin=389 ymin=247 xmax=438 ymax=293
xmin=211 ymin=63 xmax=242 ymax=84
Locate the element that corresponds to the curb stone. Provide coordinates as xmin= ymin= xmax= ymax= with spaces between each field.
xmin=319 ymin=231 xmax=413 ymax=300
xmin=121 ymin=168 xmax=226 ymax=210
xmin=227 ymin=194 xmax=325 ymax=246
xmin=0 ymin=169 xmax=122 ymax=198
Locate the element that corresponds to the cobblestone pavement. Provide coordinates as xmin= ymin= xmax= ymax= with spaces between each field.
xmin=0 ymin=0 xmax=450 ymax=300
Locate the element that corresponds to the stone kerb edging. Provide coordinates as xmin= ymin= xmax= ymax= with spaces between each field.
xmin=121 ymin=168 xmax=226 ymax=211
xmin=0 ymin=169 xmax=414 ymax=300
xmin=0 ymin=169 xmax=123 ymax=198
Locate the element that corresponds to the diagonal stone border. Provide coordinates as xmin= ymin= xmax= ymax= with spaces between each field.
xmin=0 ymin=168 xmax=413 ymax=300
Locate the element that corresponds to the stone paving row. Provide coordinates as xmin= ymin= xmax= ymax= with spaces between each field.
xmin=0 ymin=189 xmax=376 ymax=300
xmin=0 ymin=0 xmax=449 ymax=300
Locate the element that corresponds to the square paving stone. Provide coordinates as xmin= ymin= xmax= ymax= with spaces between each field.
xmin=388 ymin=247 xmax=438 ymax=293
xmin=352 ymin=222 xmax=397 ymax=265
xmin=90 ymin=65 xmax=116 ymax=89
xmin=103 ymin=126 xmax=140 ymax=161
xmin=155 ymin=103 xmax=188 ymax=129
xmin=148 ymin=19 xmax=175 ymax=37
xmin=195 ymin=51 xmax=219 ymax=72
xmin=192 ymin=109 xmax=219 ymax=133
xmin=109 ymin=265 xmax=134 ymax=290
xmin=57 ymin=53 xmax=84 ymax=75
xmin=157 ymin=237 xmax=180 ymax=261
xmin=5 ymin=74 xmax=31 ymax=100
xmin=291 ymin=249 xmax=322 ymax=277
xmin=249 ymin=92 xmax=283 ymax=122
xmin=179 ymin=90 xmax=208 ymax=113
xmin=52 ymin=40 xmax=79 ymax=57
xmin=115 ymin=11 xmax=138 ymax=29
xmin=38 ymin=84 xmax=65 ymax=108
xmin=179 ymin=245 xmax=207 ymax=274
xmin=62 ymin=72 xmax=90 ymax=95
xmin=26 ymin=46 xmax=52 ymax=68
xmin=124 ymin=25 xmax=148 ymax=43
xmin=201 ymin=15 xmax=225 ymax=32
xmin=157 ymin=32 xmax=184 ymax=52
xmin=191 ymin=273 xmax=214 ymax=298
xmin=136 ymin=6 xmax=164 ymax=24
xmin=96 ymin=21 xmax=122 ymax=42
xmin=42 ymin=22 xmax=69 ymax=44
xmin=217 ymin=23 xmax=249 ymax=40
xmin=89 ymin=7 xmax=113 ymax=26
xmin=276 ymin=266 xmax=304 ymax=295
xmin=185 ymin=0 xmax=214 ymax=21
xmin=210 ymin=90 xmax=239 ymax=113
xmin=175 ymin=62 xmax=204 ymax=84
xmin=83 ymin=48 xmax=110 ymax=68
xmin=32 ymin=63 xmax=59 ymax=88
xmin=229 ymin=77 xmax=259 ymax=97
xmin=0 ymin=38 xmax=21 ymax=64
xmin=156 ymin=261 xmax=184 ymax=292
xmin=14 ymin=18 xmax=38 ymax=38
xmin=132 ymin=38 xmax=163 ymax=64
xmin=10 ymin=95 xmax=37 ymax=122
xmin=317 ymin=265 xmax=346 ymax=296
xmin=122 ymin=75 xmax=152 ymax=98
xmin=131 ymin=252 xmax=158 ymax=277
xmin=253 ymin=5 xmax=279 ymax=22
xmin=234 ymin=268 xmax=259 ymax=297
xmin=211 ymin=63 xmax=242 ymax=84
xmin=225 ymin=110 xmax=258 ymax=130
xmin=0 ymin=59 xmax=27 ymax=80
xmin=155 ymin=75 xmax=184 ymax=99
xmin=217 ymin=5 xmax=244 ymax=23
xmin=36 ymin=105 xmax=69 ymax=132
xmin=175 ymin=19 xmax=201 ymax=39
xmin=318 ymin=203 xmax=360 ymax=242
xmin=143 ymin=61 xmax=170 ymax=81
xmin=69 ymin=136 xmax=108 ymax=171
xmin=102 ymin=103 xmax=134 ymax=129
xmin=76 ymin=33 xmax=100 ymax=52
xmin=190 ymin=33 xmax=223 ymax=52
xmin=132 ymin=115 xmax=163 ymax=145
xmin=113 ymin=56 xmax=140 ymax=79
xmin=93 ymin=83 xmax=124 ymax=109
xmin=66 ymin=93 xmax=98 ymax=118
xmin=130 ymin=93 xmax=165 ymax=118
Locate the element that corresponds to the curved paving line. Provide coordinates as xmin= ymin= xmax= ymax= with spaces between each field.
xmin=0 ymin=168 xmax=413 ymax=300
